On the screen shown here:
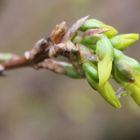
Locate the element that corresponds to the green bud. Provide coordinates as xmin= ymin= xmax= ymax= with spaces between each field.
xmin=113 ymin=50 xmax=135 ymax=82
xmin=96 ymin=35 xmax=114 ymax=87
xmin=114 ymin=49 xmax=140 ymax=74
xmin=113 ymin=49 xmax=140 ymax=107
xmin=52 ymin=61 xmax=83 ymax=79
xmin=113 ymin=62 xmax=134 ymax=83
xmin=111 ymin=34 xmax=139 ymax=50
xmin=113 ymin=49 xmax=140 ymax=83
xmin=82 ymin=61 xmax=121 ymax=108
xmin=64 ymin=63 xmax=83 ymax=78
xmin=81 ymin=34 xmax=99 ymax=48
xmin=80 ymin=19 xmax=118 ymax=38
xmin=80 ymin=19 xmax=103 ymax=31
xmin=80 ymin=28 xmax=109 ymax=50
xmin=101 ymin=24 xmax=118 ymax=38
xmin=98 ymin=82 xmax=122 ymax=108
xmin=121 ymin=83 xmax=140 ymax=107
xmin=82 ymin=61 xmax=98 ymax=89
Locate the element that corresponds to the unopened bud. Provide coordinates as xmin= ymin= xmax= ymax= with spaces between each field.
xmin=82 ymin=61 xmax=121 ymax=108
xmin=80 ymin=19 xmax=118 ymax=38
xmin=111 ymin=34 xmax=139 ymax=50
xmin=100 ymin=24 xmax=118 ymax=38
xmin=82 ymin=62 xmax=98 ymax=90
xmin=96 ymin=35 xmax=114 ymax=87
xmin=80 ymin=19 xmax=103 ymax=31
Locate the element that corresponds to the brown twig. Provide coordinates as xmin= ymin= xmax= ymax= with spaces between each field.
xmin=1 ymin=20 xmax=68 ymax=71
xmin=2 ymin=56 xmax=28 ymax=70
xmin=0 ymin=16 xmax=96 ymax=76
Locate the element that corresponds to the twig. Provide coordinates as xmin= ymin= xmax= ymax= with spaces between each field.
xmin=0 ymin=17 xmax=91 ymax=75
xmin=2 ymin=56 xmax=28 ymax=70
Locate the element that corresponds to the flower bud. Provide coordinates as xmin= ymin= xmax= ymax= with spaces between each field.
xmin=63 ymin=63 xmax=83 ymax=78
xmin=96 ymin=35 xmax=114 ymax=87
xmin=101 ymin=24 xmax=118 ymax=38
xmin=81 ymin=34 xmax=100 ymax=50
xmin=111 ymin=34 xmax=139 ymax=50
xmin=113 ymin=50 xmax=135 ymax=83
xmin=98 ymin=82 xmax=122 ymax=108
xmin=82 ymin=61 xmax=98 ymax=90
xmin=80 ymin=28 xmax=108 ymax=50
xmin=113 ymin=49 xmax=140 ymax=107
xmin=114 ymin=49 xmax=140 ymax=73
xmin=80 ymin=19 xmax=103 ymax=31
xmin=82 ymin=61 xmax=121 ymax=108
xmin=80 ymin=19 xmax=118 ymax=38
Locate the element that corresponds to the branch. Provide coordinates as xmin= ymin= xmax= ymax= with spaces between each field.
xmin=0 ymin=17 xmax=91 ymax=76
xmin=0 ymin=16 xmax=140 ymax=108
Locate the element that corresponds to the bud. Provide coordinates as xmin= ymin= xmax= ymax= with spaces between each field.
xmin=96 ymin=35 xmax=114 ymax=87
xmin=113 ymin=49 xmax=140 ymax=107
xmin=101 ymin=24 xmax=118 ymax=38
xmin=82 ymin=61 xmax=121 ymax=108
xmin=81 ymin=34 xmax=100 ymax=50
xmin=63 ymin=63 xmax=83 ymax=78
xmin=80 ymin=18 xmax=118 ymax=38
xmin=98 ymin=82 xmax=122 ymax=108
xmin=82 ymin=61 xmax=98 ymax=90
xmin=80 ymin=19 xmax=103 ymax=31
xmin=114 ymin=49 xmax=140 ymax=74
xmin=111 ymin=34 xmax=139 ymax=50
xmin=80 ymin=28 xmax=108 ymax=50
xmin=113 ymin=49 xmax=135 ymax=82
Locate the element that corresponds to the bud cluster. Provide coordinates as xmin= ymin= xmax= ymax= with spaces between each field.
xmin=0 ymin=16 xmax=139 ymax=109
xmin=69 ymin=17 xmax=140 ymax=108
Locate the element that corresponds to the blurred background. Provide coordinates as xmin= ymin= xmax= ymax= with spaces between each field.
xmin=0 ymin=0 xmax=140 ymax=140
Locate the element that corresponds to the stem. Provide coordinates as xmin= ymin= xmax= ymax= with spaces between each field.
xmin=0 ymin=17 xmax=91 ymax=75
xmin=2 ymin=56 xmax=29 ymax=70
